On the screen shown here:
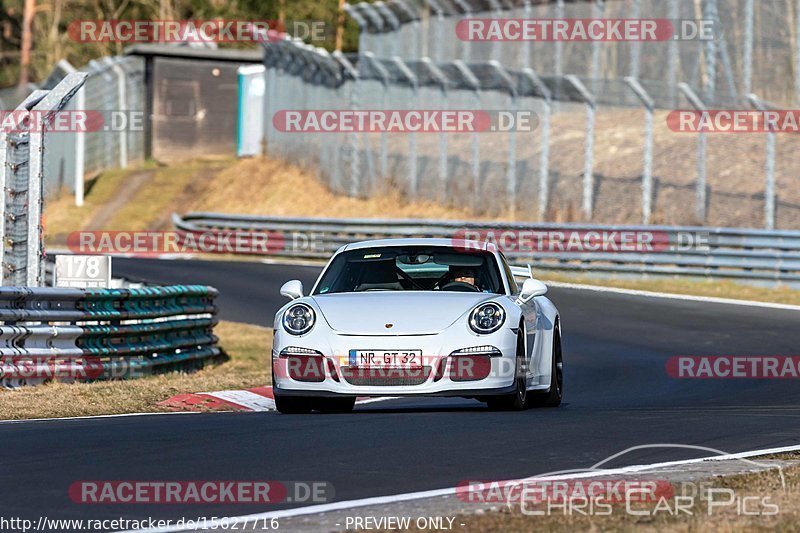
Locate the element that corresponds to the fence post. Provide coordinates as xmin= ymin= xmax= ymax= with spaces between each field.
xmin=555 ymin=0 xmax=565 ymax=77
xmin=107 ymin=58 xmax=129 ymax=170
xmin=667 ymin=0 xmax=678 ymax=106
xmin=334 ymin=52 xmax=361 ymax=197
xmin=624 ymin=77 xmax=655 ymax=225
xmin=53 ymin=61 xmax=86 ymax=207
xmin=374 ymin=2 xmax=401 ymax=57
xmin=27 ymin=73 xmax=88 ymax=286
xmin=702 ymin=0 xmax=718 ymax=104
xmin=488 ymin=61 xmax=518 ymax=214
xmin=747 ymin=93 xmax=776 ymax=230
xmin=361 ymin=53 xmax=391 ymax=182
xmin=422 ymin=58 xmax=450 ymax=200
xmin=426 ymin=0 xmax=446 ymax=62
xmin=679 ymin=82 xmax=708 ymax=223
xmin=394 ymin=0 xmax=421 ymax=59
xmin=452 ymin=0 xmax=472 ymax=62
xmin=629 ymin=0 xmax=642 ymax=79
xmin=488 ymin=0 xmax=502 ymax=62
xmin=796 ymin=0 xmax=800 ymax=105
xmin=565 ymin=75 xmax=596 ymax=220
xmin=743 ymin=0 xmax=754 ymax=97
xmin=344 ymin=4 xmax=368 ymax=53
xmin=520 ymin=68 xmax=551 ymax=221
xmin=358 ymin=3 xmax=386 ymax=58
xmin=521 ymin=0 xmax=532 ymax=69
xmin=452 ymin=61 xmax=481 ymax=210
xmin=589 ymin=0 xmax=604 ymax=91
xmin=392 ymin=58 xmax=419 ymax=197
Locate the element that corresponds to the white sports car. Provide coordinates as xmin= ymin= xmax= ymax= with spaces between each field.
xmin=271 ymin=238 xmax=563 ymax=413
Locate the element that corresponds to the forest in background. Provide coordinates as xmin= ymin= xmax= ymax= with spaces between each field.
xmin=0 ymin=0 xmax=361 ymax=88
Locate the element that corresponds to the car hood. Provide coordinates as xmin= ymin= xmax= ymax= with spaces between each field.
xmin=311 ymin=292 xmax=497 ymax=335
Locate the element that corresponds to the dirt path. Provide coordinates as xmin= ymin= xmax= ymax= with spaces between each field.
xmin=147 ymin=164 xmax=224 ymax=230
xmin=84 ymin=169 xmax=155 ymax=230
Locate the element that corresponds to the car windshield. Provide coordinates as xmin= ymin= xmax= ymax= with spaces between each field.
xmin=313 ymin=246 xmax=504 ymax=295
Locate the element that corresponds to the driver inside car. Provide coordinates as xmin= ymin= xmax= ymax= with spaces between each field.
xmin=450 ymin=266 xmax=479 ymax=290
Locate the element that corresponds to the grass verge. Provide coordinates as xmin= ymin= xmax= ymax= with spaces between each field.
xmin=537 ymin=272 xmax=800 ymax=307
xmin=401 ymin=458 xmax=800 ymax=532
xmin=0 ymin=321 xmax=271 ymax=421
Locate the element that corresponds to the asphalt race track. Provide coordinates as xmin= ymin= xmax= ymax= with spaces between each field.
xmin=2 ymin=257 xmax=800 ymax=529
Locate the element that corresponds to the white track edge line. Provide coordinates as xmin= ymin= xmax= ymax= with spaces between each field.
xmin=544 ymin=280 xmax=800 ymax=311
xmin=125 ymin=442 xmax=800 ymax=533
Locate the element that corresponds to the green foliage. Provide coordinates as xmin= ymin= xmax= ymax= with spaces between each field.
xmin=0 ymin=0 xmax=365 ymax=88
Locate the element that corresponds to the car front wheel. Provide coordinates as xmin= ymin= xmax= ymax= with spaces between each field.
xmin=486 ymin=332 xmax=529 ymax=411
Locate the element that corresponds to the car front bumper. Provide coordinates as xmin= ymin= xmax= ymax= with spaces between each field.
xmin=272 ymin=327 xmax=519 ymax=397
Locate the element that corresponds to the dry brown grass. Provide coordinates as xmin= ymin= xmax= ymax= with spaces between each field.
xmin=385 ymin=458 xmax=800 ymax=532
xmin=42 ymin=156 xmax=800 ymax=308
xmin=0 ymin=321 xmax=271 ymax=421
xmin=538 ymin=272 xmax=800 ymax=307
xmin=187 ymin=156 xmax=499 ymax=220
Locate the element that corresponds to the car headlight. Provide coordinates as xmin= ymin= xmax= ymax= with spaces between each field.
xmin=283 ymin=303 xmax=316 ymax=335
xmin=469 ymin=302 xmax=505 ymax=334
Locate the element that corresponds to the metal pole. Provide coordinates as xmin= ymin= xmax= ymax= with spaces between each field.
xmin=488 ymin=61 xmax=518 ymax=214
xmin=796 ymin=0 xmax=800 ymax=104
xmin=374 ymin=2 xmax=401 ymax=58
xmin=109 ymin=59 xmax=128 ymax=169
xmin=748 ymin=93 xmax=776 ymax=230
xmin=522 ymin=0 xmax=532 ymax=69
xmin=629 ymin=0 xmax=642 ymax=79
xmin=452 ymin=0 xmax=472 ymax=62
xmin=28 ymin=73 xmax=88 ymax=286
xmin=566 ymin=75 xmax=596 ymax=220
xmin=521 ymin=68 xmax=551 ymax=221
xmin=702 ymin=0 xmax=718 ymax=104
xmin=421 ymin=58 xmax=449 ymax=200
xmin=426 ymin=0 xmax=445 ymax=62
xmin=679 ymin=82 xmax=707 ymax=223
xmin=555 ymin=0 xmax=565 ymax=77
xmin=453 ymin=60 xmax=481 ymax=210
xmin=393 ymin=58 xmax=419 ymax=197
xmin=743 ymin=0 xmax=754 ymax=96
xmin=590 ymin=0 xmax=604 ymax=91
xmin=666 ymin=0 xmax=679 ymax=106
xmin=625 ymin=77 xmax=655 ymax=224
xmin=362 ymin=53 xmax=390 ymax=181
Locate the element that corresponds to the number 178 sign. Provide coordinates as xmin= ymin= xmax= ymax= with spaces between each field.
xmin=54 ymin=255 xmax=112 ymax=288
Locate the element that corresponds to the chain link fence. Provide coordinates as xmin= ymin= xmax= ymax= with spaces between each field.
xmin=260 ymin=33 xmax=800 ymax=230
xmin=0 ymin=74 xmax=88 ymax=286
xmin=41 ymin=55 xmax=145 ymax=203
xmin=348 ymin=0 xmax=800 ymax=107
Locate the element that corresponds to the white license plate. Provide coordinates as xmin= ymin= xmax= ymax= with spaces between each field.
xmin=349 ymin=350 xmax=423 ymax=368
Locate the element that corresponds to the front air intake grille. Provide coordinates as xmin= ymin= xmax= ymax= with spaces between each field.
xmin=340 ymin=366 xmax=432 ymax=386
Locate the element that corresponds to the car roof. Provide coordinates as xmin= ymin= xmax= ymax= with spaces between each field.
xmin=341 ymin=237 xmax=495 ymax=253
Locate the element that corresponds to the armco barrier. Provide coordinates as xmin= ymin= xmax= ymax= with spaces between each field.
xmin=0 ymin=285 xmax=222 ymax=388
xmin=173 ymin=212 xmax=800 ymax=286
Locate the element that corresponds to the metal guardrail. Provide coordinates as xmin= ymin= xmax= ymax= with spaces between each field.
xmin=0 ymin=285 xmax=222 ymax=388
xmin=173 ymin=212 xmax=800 ymax=286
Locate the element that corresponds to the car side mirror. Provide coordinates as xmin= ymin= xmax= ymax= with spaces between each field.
xmin=517 ymin=278 xmax=547 ymax=304
xmin=280 ymin=280 xmax=304 ymax=300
